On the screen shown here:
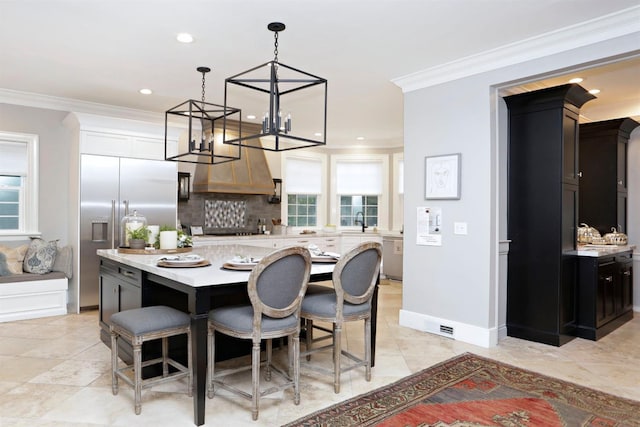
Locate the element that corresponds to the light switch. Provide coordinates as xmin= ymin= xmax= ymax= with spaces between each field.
xmin=454 ymin=222 xmax=468 ymax=235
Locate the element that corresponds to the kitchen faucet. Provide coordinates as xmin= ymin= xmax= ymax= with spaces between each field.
xmin=354 ymin=211 xmax=368 ymax=233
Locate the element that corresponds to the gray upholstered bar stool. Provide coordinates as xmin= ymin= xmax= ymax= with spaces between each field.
xmin=110 ymin=305 xmax=192 ymax=415
xmin=207 ymin=246 xmax=311 ymax=420
xmin=301 ymin=241 xmax=382 ymax=393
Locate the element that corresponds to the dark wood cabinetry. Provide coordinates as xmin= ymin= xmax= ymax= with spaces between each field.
xmin=579 ymin=118 xmax=639 ymax=235
xmin=504 ymin=84 xmax=595 ymax=346
xmin=576 ymin=251 xmax=633 ymax=340
xmin=99 ymin=258 xmax=142 ymax=362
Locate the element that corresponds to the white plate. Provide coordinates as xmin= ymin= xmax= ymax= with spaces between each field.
xmin=158 ymin=254 xmax=204 ymax=265
xmin=226 ymin=258 xmax=260 ymax=267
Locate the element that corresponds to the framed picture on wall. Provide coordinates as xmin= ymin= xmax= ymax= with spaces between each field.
xmin=425 ymin=153 xmax=461 ymax=200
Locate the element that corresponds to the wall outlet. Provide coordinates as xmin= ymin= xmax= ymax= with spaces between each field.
xmin=454 ymin=222 xmax=468 ymax=235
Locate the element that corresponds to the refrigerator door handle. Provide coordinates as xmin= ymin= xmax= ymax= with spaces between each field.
xmin=111 ymin=200 xmax=116 ymax=249
xmin=123 ymin=199 xmax=129 ymax=216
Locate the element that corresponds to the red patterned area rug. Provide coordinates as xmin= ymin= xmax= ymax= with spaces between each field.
xmin=284 ymin=352 xmax=640 ymax=427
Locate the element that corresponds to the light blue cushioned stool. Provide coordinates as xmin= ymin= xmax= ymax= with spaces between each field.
xmin=110 ymin=305 xmax=192 ymax=415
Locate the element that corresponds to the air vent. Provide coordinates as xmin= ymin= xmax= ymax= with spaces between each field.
xmin=439 ymin=325 xmax=454 ymax=335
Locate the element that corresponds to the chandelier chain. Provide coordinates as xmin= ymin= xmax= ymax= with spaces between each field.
xmin=273 ymin=31 xmax=279 ymax=63
xmin=201 ymin=71 xmax=206 ymax=105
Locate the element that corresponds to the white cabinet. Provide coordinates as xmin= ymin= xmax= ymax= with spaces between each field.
xmin=341 ymin=233 xmax=382 ymax=254
xmin=240 ymin=238 xmax=282 ymax=249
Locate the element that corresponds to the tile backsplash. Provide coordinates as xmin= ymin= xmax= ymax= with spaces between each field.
xmin=178 ymin=193 xmax=281 ymax=234
xmin=204 ymin=200 xmax=246 ymax=229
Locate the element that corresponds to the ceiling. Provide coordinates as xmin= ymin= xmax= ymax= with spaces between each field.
xmin=1 ymin=1 xmax=639 ymax=148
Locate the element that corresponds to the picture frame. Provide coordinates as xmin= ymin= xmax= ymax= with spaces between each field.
xmin=190 ymin=225 xmax=203 ymax=236
xmin=425 ymin=153 xmax=461 ymax=200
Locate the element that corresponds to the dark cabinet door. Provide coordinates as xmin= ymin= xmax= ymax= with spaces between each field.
xmin=618 ymin=260 xmax=633 ymax=314
xmin=617 ymin=141 xmax=627 ymax=191
xmin=563 ymin=112 xmax=580 ymax=185
xmin=99 ymin=273 xmax=119 ymax=325
xmin=579 ymin=118 xmax=638 ymax=235
xmin=595 ymin=261 xmax=616 ymax=328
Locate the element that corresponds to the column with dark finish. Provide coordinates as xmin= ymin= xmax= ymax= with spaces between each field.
xmin=504 ymin=84 xmax=595 ymax=346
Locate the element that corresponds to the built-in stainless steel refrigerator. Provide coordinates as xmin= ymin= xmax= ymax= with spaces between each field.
xmin=80 ymin=154 xmax=177 ymax=308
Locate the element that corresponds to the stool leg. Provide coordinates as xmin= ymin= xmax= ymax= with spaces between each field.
xmin=110 ymin=330 xmax=119 ymax=395
xmin=293 ymin=333 xmax=300 ymax=405
xmin=265 ymin=339 xmax=272 ymax=381
xmin=162 ymin=336 xmax=168 ymax=377
xmin=186 ymin=329 xmax=193 ymax=397
xmin=333 ymin=323 xmax=341 ymax=394
xmin=365 ymin=316 xmax=371 ymax=381
xmin=133 ymin=343 xmax=142 ymax=415
xmin=305 ymin=319 xmax=313 ymax=361
xmin=288 ymin=335 xmax=294 ymax=377
xmin=207 ymin=326 xmax=215 ymax=399
xmin=251 ymin=340 xmax=260 ymax=420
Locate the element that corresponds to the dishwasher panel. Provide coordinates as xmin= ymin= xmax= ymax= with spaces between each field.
xmin=382 ymin=236 xmax=403 ymax=280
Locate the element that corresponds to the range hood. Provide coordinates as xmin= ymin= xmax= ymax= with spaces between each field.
xmin=192 ymin=139 xmax=274 ymax=195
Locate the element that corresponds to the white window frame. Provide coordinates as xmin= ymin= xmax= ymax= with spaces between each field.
xmin=282 ymin=151 xmax=327 ymax=231
xmin=330 ymin=153 xmax=389 ymax=231
xmin=0 ymin=131 xmax=39 ymax=238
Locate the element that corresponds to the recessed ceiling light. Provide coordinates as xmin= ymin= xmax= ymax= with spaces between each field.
xmin=356 ymin=136 xmax=365 ymax=141
xmin=247 ymin=114 xmax=256 ymax=120
xmin=589 ymin=89 xmax=601 ymax=95
xmin=314 ymin=132 xmax=322 ymax=137
xmin=139 ymin=88 xmax=152 ymax=95
xmin=568 ymin=77 xmax=583 ymax=84
xmin=176 ymin=33 xmax=194 ymax=43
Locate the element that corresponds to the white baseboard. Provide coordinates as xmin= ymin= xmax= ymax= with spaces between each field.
xmin=399 ymin=309 xmax=498 ymax=348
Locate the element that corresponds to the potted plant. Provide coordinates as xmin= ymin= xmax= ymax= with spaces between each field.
xmin=127 ymin=225 xmax=149 ymax=249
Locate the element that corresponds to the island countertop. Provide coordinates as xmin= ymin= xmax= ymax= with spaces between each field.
xmin=97 ymin=244 xmax=335 ymax=287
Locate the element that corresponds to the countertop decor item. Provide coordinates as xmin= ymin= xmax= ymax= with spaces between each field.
xmin=164 ymin=66 xmax=241 ymax=165
xmin=223 ymin=22 xmax=327 ymax=152
xmin=603 ymin=227 xmax=628 ymax=245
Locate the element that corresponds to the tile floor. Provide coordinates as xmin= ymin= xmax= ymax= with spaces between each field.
xmin=1 ymin=280 xmax=639 ymax=426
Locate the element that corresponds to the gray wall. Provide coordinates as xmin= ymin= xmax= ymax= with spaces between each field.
xmin=0 ymin=103 xmax=72 ymax=246
xmin=401 ymin=32 xmax=640 ymax=346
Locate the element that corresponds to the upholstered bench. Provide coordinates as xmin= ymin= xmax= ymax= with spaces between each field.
xmin=0 ymin=241 xmax=72 ymax=322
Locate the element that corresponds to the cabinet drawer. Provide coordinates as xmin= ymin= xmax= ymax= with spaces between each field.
xmin=118 ymin=266 xmax=142 ymax=285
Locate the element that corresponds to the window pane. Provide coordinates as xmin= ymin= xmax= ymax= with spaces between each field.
xmin=0 ymin=217 xmax=19 ymax=230
xmin=0 ymin=203 xmax=19 ymax=215
xmin=339 ymin=194 xmax=378 ymax=228
xmin=0 ymin=189 xmax=19 ymax=202
xmin=0 ymin=175 xmax=21 ymax=186
xmin=287 ymin=193 xmax=317 ymax=227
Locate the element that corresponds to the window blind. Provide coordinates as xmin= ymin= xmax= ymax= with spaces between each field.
xmin=336 ymin=161 xmax=382 ymax=195
xmin=0 ymin=141 xmax=28 ymax=175
xmin=285 ymin=157 xmax=322 ymax=194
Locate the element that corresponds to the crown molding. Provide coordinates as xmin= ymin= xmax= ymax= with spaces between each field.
xmin=0 ymin=88 xmax=163 ymax=123
xmin=392 ymin=5 xmax=640 ymax=93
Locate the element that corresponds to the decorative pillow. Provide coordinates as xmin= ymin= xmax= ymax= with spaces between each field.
xmin=52 ymin=245 xmax=73 ymax=279
xmin=23 ymin=238 xmax=58 ymax=274
xmin=0 ymin=244 xmax=29 ymax=276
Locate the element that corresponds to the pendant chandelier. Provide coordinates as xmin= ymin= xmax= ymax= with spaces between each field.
xmin=165 ymin=67 xmax=242 ymax=164
xmin=223 ymin=22 xmax=327 ymax=152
